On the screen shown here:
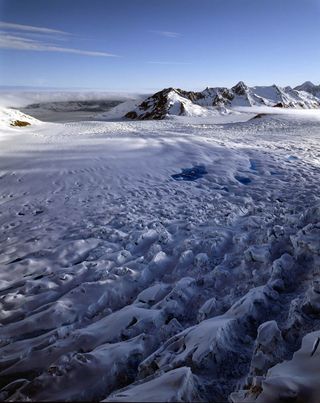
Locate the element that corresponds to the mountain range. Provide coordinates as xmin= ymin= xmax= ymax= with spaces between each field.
xmin=125 ymin=81 xmax=320 ymax=120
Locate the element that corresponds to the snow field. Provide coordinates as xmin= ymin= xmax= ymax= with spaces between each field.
xmin=0 ymin=110 xmax=319 ymax=401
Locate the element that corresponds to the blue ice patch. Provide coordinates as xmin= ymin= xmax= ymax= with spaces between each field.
xmin=287 ymin=155 xmax=298 ymax=161
xmin=235 ymin=175 xmax=251 ymax=185
xmin=249 ymin=159 xmax=258 ymax=171
xmin=171 ymin=165 xmax=208 ymax=181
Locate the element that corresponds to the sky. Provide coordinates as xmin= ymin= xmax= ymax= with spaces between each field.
xmin=0 ymin=0 xmax=319 ymax=92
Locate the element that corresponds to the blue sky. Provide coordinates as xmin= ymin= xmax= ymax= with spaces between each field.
xmin=0 ymin=0 xmax=319 ymax=92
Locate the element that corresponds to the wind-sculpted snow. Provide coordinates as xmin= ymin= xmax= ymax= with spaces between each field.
xmin=0 ymin=110 xmax=320 ymax=401
xmin=256 ymin=330 xmax=320 ymax=403
xmin=104 ymin=367 xmax=202 ymax=402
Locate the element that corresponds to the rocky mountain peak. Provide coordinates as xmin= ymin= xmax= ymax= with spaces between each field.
xmin=294 ymin=81 xmax=320 ymax=96
xmin=301 ymin=81 xmax=315 ymax=87
xmin=231 ymin=81 xmax=248 ymax=95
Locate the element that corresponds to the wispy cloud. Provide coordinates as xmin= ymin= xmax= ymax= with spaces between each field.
xmin=0 ymin=34 xmax=117 ymax=56
xmin=148 ymin=61 xmax=191 ymax=65
xmin=0 ymin=21 xmax=69 ymax=35
xmin=0 ymin=21 xmax=118 ymax=57
xmin=150 ymin=30 xmax=181 ymax=38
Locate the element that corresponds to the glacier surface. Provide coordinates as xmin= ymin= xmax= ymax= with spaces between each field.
xmin=0 ymin=107 xmax=320 ymax=402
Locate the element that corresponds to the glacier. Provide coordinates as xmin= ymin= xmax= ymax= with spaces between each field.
xmin=0 ymin=100 xmax=320 ymax=402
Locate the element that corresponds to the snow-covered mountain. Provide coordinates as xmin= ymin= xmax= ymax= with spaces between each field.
xmin=124 ymin=81 xmax=320 ymax=120
xmin=228 ymin=82 xmax=320 ymax=108
xmin=294 ymin=81 xmax=320 ymax=98
xmin=124 ymin=87 xmax=220 ymax=120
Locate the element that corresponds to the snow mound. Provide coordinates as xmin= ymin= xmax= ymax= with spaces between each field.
xmin=0 ymin=106 xmax=40 ymax=128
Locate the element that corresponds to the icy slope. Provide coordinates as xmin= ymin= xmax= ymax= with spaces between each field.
xmin=0 ymin=112 xmax=320 ymax=401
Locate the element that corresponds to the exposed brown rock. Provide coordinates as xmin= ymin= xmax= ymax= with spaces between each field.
xmin=10 ymin=120 xmax=31 ymax=127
